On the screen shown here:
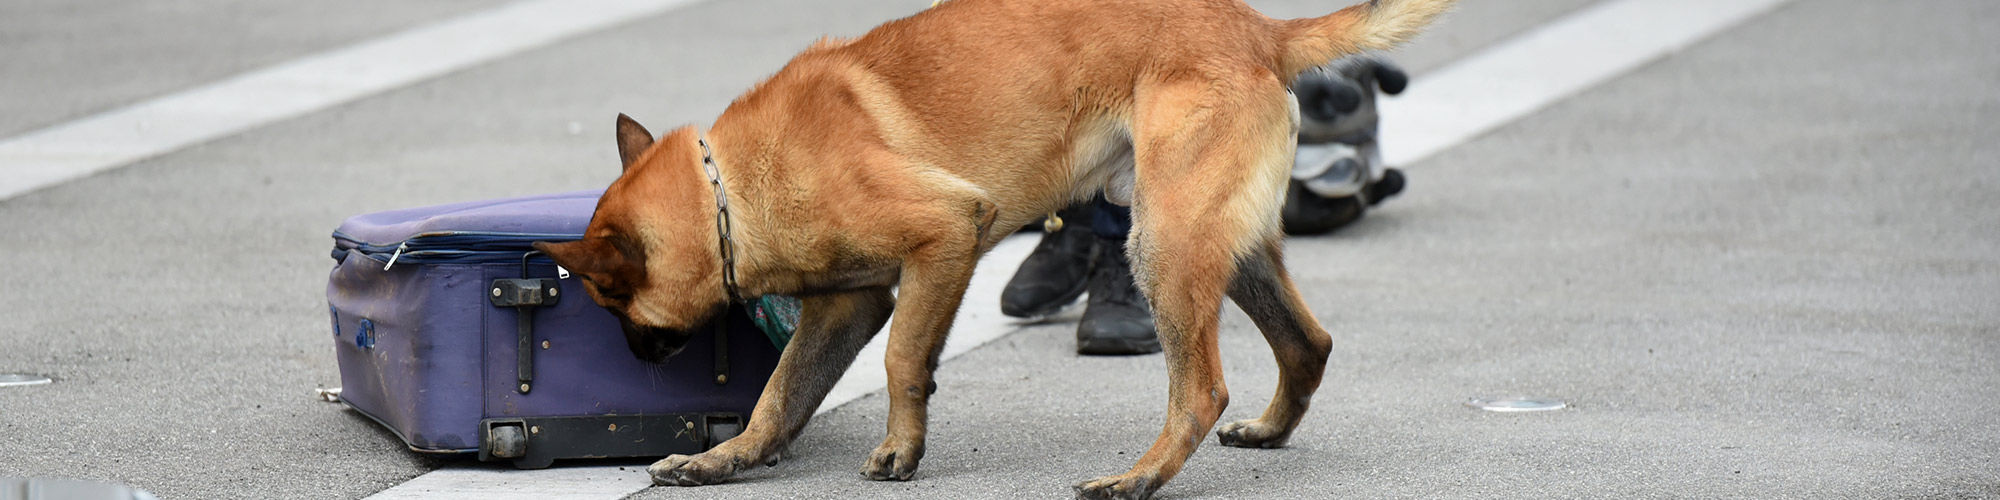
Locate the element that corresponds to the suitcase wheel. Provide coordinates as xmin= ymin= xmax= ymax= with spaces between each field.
xmin=487 ymin=423 xmax=527 ymax=459
xmin=706 ymin=416 xmax=743 ymax=448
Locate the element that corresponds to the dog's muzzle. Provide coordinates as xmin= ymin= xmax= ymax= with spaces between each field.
xmin=618 ymin=316 xmax=693 ymax=364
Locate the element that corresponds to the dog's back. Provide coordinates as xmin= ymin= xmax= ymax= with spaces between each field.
xmin=714 ymin=0 xmax=1451 ymax=231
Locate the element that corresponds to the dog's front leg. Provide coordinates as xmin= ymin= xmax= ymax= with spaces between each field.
xmin=864 ymin=246 xmax=978 ymax=481
xmin=651 ymin=288 xmax=896 ymax=486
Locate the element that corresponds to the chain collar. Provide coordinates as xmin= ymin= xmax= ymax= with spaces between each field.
xmin=698 ymin=137 xmax=744 ymax=305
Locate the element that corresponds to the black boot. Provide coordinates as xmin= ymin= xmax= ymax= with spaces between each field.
xmin=1000 ymin=206 xmax=1097 ymax=318
xmin=1077 ymin=237 xmax=1160 ymax=355
xmin=1282 ymin=179 xmax=1367 ymax=236
xmin=1367 ymin=168 xmax=1406 ymax=205
xmin=1282 ymin=168 xmax=1406 ymax=235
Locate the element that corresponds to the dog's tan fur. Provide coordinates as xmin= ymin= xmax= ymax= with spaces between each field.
xmin=535 ymin=0 xmax=1453 ymax=497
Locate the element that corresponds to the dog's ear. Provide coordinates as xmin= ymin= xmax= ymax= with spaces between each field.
xmin=1371 ymin=59 xmax=1409 ymax=95
xmin=534 ymin=238 xmax=645 ymax=294
xmin=615 ymin=113 xmax=655 ymax=171
xmin=534 ymin=240 xmax=602 ymax=277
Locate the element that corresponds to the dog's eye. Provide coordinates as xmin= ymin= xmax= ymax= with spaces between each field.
xmin=577 ymin=275 xmax=625 ymax=301
xmin=592 ymin=283 xmax=632 ymax=303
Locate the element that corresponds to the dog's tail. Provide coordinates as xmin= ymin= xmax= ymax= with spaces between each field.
xmin=1276 ymin=0 xmax=1456 ymax=77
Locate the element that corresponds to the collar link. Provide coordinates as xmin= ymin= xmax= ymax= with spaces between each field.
xmin=698 ymin=137 xmax=744 ymax=304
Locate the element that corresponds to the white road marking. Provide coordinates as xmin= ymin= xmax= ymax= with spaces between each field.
xmin=1378 ymin=0 xmax=1792 ymax=166
xmin=0 ymin=0 xmax=712 ymax=201
xmin=364 ymin=465 xmax=655 ymax=500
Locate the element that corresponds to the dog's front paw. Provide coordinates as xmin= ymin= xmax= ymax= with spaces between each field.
xmin=1073 ymin=473 xmax=1158 ymax=500
xmin=1216 ymin=419 xmax=1290 ymax=449
xmin=860 ymin=439 xmax=923 ymax=481
xmin=650 ymin=452 xmax=739 ymax=486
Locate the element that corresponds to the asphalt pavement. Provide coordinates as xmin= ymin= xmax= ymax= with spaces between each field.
xmin=0 ymin=0 xmax=505 ymax=138
xmin=1 ymin=0 xmax=1995 ymax=499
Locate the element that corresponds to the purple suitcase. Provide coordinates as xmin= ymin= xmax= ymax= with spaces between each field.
xmin=326 ymin=190 xmax=780 ymax=468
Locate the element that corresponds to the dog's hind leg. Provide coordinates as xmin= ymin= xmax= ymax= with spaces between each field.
xmin=1074 ymin=71 xmax=1299 ymax=500
xmin=1217 ymin=241 xmax=1333 ymax=449
xmin=651 ymin=287 xmax=895 ymax=486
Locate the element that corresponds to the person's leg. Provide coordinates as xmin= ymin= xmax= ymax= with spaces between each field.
xmin=1089 ymin=195 xmax=1131 ymax=237
xmin=999 ymin=202 xmax=1098 ymax=318
xmin=1077 ymin=195 xmax=1159 ymax=355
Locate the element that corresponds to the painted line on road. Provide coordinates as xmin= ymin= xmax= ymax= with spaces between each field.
xmin=370 ymin=0 xmax=1795 ymax=497
xmin=1379 ymin=0 xmax=1792 ymax=166
xmin=0 ymin=0 xmax=714 ymax=201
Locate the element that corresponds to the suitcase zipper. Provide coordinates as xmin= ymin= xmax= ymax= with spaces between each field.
xmin=382 ymin=242 xmax=408 ymax=271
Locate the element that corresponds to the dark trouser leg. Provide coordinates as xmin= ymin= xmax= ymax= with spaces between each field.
xmin=1077 ymin=195 xmax=1159 ymax=355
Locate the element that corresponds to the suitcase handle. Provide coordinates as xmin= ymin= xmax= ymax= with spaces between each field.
xmin=492 ymin=251 xmax=560 ymax=394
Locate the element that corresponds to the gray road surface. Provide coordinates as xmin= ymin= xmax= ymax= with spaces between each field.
xmin=1 ymin=0 xmax=1995 ymax=498
xmin=0 ymin=0 xmax=506 ymax=137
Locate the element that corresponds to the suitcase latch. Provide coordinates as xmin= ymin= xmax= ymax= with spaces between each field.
xmin=490 ymin=278 xmax=561 ymax=308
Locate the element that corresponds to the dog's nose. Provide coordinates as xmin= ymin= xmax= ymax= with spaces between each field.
xmin=629 ymin=331 xmax=690 ymax=364
xmin=634 ymin=342 xmax=684 ymax=364
xmin=620 ymin=318 xmax=695 ymax=364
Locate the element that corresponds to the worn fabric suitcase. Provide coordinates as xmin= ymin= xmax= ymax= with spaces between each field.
xmin=326 ymin=190 xmax=782 ymax=468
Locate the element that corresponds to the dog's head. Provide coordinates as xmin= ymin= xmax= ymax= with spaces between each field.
xmin=533 ymin=115 xmax=728 ymax=364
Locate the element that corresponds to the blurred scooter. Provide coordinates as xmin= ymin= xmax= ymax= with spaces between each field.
xmin=1283 ymin=54 xmax=1409 ymax=235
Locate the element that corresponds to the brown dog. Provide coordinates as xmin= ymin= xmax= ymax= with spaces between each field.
xmin=534 ymin=0 xmax=1453 ymax=497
